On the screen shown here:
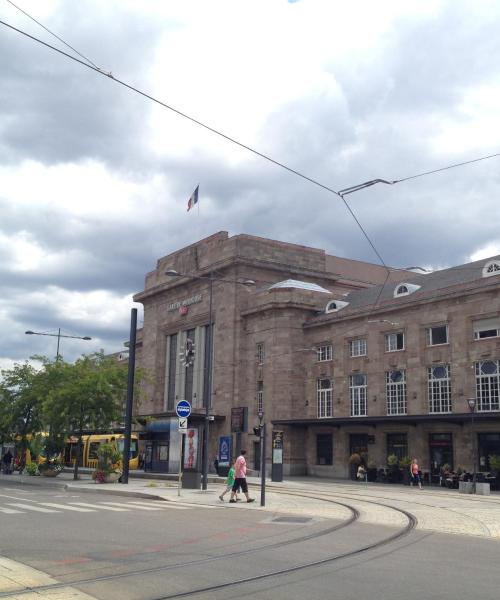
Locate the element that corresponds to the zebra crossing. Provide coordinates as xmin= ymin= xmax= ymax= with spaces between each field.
xmin=0 ymin=498 xmax=199 ymax=516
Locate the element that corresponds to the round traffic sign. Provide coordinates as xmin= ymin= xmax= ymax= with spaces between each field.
xmin=176 ymin=399 xmax=191 ymax=418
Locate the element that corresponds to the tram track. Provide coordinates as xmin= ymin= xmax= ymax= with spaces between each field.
xmin=0 ymin=490 xmax=418 ymax=599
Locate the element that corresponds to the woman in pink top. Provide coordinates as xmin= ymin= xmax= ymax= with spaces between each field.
xmin=230 ymin=450 xmax=255 ymax=503
xmin=410 ymin=458 xmax=422 ymax=489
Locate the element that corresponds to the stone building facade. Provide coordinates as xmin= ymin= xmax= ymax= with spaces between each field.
xmin=133 ymin=231 xmax=500 ymax=479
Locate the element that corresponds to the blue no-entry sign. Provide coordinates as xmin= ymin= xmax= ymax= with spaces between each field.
xmin=176 ymin=400 xmax=192 ymax=418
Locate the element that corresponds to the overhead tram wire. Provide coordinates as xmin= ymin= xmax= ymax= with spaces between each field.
xmin=4 ymin=0 xmax=101 ymax=70
xmin=0 ymin=17 xmax=388 ymax=274
xmin=2 ymin=19 xmax=499 ymax=283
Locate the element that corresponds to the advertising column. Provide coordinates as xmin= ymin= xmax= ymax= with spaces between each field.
xmin=271 ymin=430 xmax=283 ymax=482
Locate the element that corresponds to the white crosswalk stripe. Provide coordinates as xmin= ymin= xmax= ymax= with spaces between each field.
xmin=100 ymin=501 xmax=160 ymax=511
xmin=68 ymin=502 xmax=129 ymax=512
xmin=126 ymin=500 xmax=190 ymax=510
xmin=0 ymin=506 xmax=24 ymax=514
xmin=7 ymin=503 xmax=59 ymax=513
xmin=0 ymin=499 xmax=198 ymax=516
xmin=38 ymin=502 xmax=96 ymax=512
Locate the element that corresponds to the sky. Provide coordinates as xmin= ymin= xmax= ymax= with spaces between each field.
xmin=1 ymin=0 xmax=500 ymax=370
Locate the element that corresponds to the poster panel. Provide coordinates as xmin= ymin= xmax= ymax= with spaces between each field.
xmin=183 ymin=428 xmax=198 ymax=470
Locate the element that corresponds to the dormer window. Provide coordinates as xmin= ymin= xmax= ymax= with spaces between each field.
xmin=482 ymin=260 xmax=500 ymax=278
xmin=325 ymin=300 xmax=349 ymax=313
xmin=393 ymin=283 xmax=421 ymax=298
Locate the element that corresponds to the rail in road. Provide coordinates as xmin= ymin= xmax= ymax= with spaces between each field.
xmin=0 ymin=489 xmax=418 ymax=600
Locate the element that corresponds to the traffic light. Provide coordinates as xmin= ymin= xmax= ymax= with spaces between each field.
xmin=253 ymin=425 xmax=262 ymax=437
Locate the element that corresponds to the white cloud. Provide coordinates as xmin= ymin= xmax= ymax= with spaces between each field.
xmin=470 ymin=243 xmax=500 ymax=262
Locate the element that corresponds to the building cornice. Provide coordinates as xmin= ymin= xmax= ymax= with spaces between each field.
xmin=272 ymin=413 xmax=500 ymax=427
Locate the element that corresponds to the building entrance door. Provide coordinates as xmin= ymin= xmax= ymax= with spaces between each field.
xmin=349 ymin=434 xmax=368 ymax=458
xmin=429 ymin=433 xmax=453 ymax=474
xmin=478 ymin=433 xmax=500 ymax=470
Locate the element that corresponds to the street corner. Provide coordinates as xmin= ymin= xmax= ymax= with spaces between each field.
xmin=0 ymin=556 xmax=97 ymax=599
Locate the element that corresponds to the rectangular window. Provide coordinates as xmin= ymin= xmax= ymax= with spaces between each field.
xmin=428 ymin=365 xmax=451 ymax=413
xmin=257 ymin=381 xmax=263 ymax=414
xmin=385 ymin=332 xmax=405 ymax=352
xmin=387 ymin=433 xmax=408 ymax=461
xmin=475 ymin=360 xmax=500 ymax=412
xmin=473 ymin=317 xmax=500 ymax=340
xmin=203 ymin=324 xmax=211 ymax=408
xmin=256 ymin=342 xmax=265 ymax=365
xmin=167 ymin=333 xmax=178 ymax=411
xmin=88 ymin=442 xmax=100 ymax=460
xmin=386 ymin=370 xmax=407 ymax=415
xmin=317 ymin=344 xmax=333 ymax=362
xmin=426 ymin=325 xmax=448 ymax=346
xmin=317 ymin=378 xmax=333 ymax=418
xmin=350 ymin=374 xmax=367 ymax=416
xmin=316 ymin=434 xmax=333 ymax=465
xmin=349 ymin=338 xmax=367 ymax=357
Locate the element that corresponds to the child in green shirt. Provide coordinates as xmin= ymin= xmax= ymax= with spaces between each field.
xmin=219 ymin=462 xmax=238 ymax=502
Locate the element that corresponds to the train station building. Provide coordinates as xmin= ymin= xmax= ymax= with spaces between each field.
xmin=132 ymin=231 xmax=500 ymax=479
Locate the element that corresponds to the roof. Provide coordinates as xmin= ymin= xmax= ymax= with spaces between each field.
xmin=307 ymin=255 xmax=500 ymax=323
xmin=268 ymin=279 xmax=332 ymax=294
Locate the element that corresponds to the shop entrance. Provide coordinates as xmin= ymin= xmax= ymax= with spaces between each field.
xmin=349 ymin=434 xmax=368 ymax=458
xmin=429 ymin=433 xmax=453 ymax=474
xmin=478 ymin=433 xmax=500 ymax=470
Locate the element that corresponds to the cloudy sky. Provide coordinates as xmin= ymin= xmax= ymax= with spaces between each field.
xmin=1 ymin=0 xmax=500 ymax=370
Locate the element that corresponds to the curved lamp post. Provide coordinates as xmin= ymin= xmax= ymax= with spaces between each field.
xmin=166 ymin=269 xmax=255 ymax=490
xmin=25 ymin=328 xmax=92 ymax=360
xmin=467 ymin=397 xmax=477 ymax=493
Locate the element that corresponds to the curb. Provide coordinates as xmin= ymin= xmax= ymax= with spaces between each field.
xmin=64 ymin=484 xmax=168 ymax=501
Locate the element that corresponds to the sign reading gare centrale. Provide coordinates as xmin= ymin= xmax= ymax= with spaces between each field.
xmin=167 ymin=294 xmax=202 ymax=312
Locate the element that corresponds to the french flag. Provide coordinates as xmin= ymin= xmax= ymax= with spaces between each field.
xmin=187 ymin=185 xmax=199 ymax=212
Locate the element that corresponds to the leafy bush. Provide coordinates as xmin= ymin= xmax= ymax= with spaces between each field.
xmin=387 ymin=454 xmax=398 ymax=466
xmin=489 ymin=455 xmax=500 ymax=473
xmin=38 ymin=457 xmax=63 ymax=474
xmin=399 ymin=456 xmax=412 ymax=468
xmin=25 ymin=462 xmax=39 ymax=476
xmin=92 ymin=441 xmax=122 ymax=482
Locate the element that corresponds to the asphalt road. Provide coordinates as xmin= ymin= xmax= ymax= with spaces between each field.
xmin=0 ymin=480 xmax=499 ymax=600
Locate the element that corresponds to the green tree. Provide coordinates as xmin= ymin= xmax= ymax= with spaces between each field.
xmin=43 ymin=352 xmax=129 ymax=480
xmin=0 ymin=362 xmax=45 ymax=470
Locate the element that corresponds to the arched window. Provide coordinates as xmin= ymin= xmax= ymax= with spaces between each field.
xmin=393 ymin=283 xmax=421 ymax=298
xmin=482 ymin=260 xmax=500 ymax=278
xmin=325 ymin=300 xmax=349 ymax=313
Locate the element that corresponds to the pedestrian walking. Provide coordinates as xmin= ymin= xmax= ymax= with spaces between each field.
xmin=410 ymin=458 xmax=422 ymax=489
xmin=219 ymin=461 xmax=238 ymax=502
xmin=2 ymin=449 xmax=13 ymax=474
xmin=230 ymin=450 xmax=254 ymax=503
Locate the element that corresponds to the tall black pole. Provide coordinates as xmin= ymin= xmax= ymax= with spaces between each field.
xmin=122 ymin=308 xmax=137 ymax=485
xmin=260 ymin=421 xmax=266 ymax=507
xmin=471 ymin=406 xmax=477 ymax=493
xmin=202 ymin=275 xmax=213 ymax=491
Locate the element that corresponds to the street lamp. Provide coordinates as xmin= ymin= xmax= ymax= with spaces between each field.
xmin=467 ymin=397 xmax=477 ymax=493
xmin=25 ymin=328 xmax=92 ymax=360
xmin=258 ymin=410 xmax=266 ymax=507
xmin=166 ymin=269 xmax=255 ymax=490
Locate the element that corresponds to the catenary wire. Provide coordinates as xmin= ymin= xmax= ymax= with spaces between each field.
xmin=2 ymin=19 xmax=499 ymax=296
xmin=4 ymin=0 xmax=101 ymax=70
xmin=0 ymin=17 xmax=389 ymax=276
